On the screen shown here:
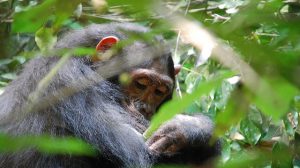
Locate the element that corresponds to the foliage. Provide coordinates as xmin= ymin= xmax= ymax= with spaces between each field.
xmin=0 ymin=134 xmax=96 ymax=155
xmin=1 ymin=0 xmax=300 ymax=167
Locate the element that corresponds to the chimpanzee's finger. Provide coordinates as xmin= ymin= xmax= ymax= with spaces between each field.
xmin=165 ymin=144 xmax=181 ymax=154
xmin=146 ymin=124 xmax=175 ymax=146
xmin=146 ymin=133 xmax=162 ymax=147
xmin=148 ymin=136 xmax=173 ymax=153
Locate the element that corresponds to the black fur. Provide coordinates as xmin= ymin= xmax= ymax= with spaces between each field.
xmin=0 ymin=23 xmax=219 ymax=168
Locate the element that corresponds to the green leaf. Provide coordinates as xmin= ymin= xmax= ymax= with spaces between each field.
xmin=272 ymin=142 xmax=293 ymax=168
xmin=218 ymin=150 xmax=269 ymax=168
xmin=12 ymin=0 xmax=82 ymax=33
xmin=221 ymin=139 xmax=231 ymax=163
xmin=12 ymin=0 xmax=56 ymax=33
xmin=0 ymin=134 xmax=96 ymax=156
xmin=294 ymin=159 xmax=300 ymax=168
xmin=215 ymin=86 xmax=248 ymax=136
xmin=35 ymin=27 xmax=57 ymax=51
xmin=1 ymin=73 xmax=17 ymax=80
xmin=240 ymin=117 xmax=261 ymax=145
xmin=144 ymin=71 xmax=234 ymax=139
xmin=254 ymin=77 xmax=298 ymax=119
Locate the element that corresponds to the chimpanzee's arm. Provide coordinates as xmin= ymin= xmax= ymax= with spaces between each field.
xmin=147 ymin=114 xmax=221 ymax=165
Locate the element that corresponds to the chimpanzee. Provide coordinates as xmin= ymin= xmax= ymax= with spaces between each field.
xmin=0 ymin=23 xmax=220 ymax=168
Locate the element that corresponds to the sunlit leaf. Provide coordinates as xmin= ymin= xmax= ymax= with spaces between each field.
xmin=240 ymin=117 xmax=261 ymax=145
xmin=35 ymin=27 xmax=57 ymax=51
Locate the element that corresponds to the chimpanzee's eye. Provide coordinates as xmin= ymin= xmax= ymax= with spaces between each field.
xmin=134 ymin=78 xmax=149 ymax=90
xmin=155 ymin=86 xmax=168 ymax=96
xmin=135 ymin=81 xmax=147 ymax=90
xmin=155 ymin=89 xmax=164 ymax=96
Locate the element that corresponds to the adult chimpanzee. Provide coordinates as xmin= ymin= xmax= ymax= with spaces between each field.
xmin=0 ymin=23 xmax=220 ymax=168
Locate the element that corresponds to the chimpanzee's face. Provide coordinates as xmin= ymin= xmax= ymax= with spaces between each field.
xmin=122 ymin=58 xmax=174 ymax=119
xmin=89 ymin=33 xmax=176 ymax=119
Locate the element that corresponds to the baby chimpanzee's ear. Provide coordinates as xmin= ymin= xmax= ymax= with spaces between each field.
xmin=92 ymin=36 xmax=119 ymax=62
xmin=96 ymin=36 xmax=119 ymax=52
xmin=174 ymin=64 xmax=181 ymax=75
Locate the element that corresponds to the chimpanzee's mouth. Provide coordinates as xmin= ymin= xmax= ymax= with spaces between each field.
xmin=133 ymin=101 xmax=155 ymax=119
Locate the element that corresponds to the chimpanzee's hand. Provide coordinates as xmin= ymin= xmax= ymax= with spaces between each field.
xmin=146 ymin=114 xmax=214 ymax=155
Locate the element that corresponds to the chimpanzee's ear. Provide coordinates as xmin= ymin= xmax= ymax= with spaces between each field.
xmin=92 ymin=36 xmax=119 ymax=62
xmin=96 ymin=36 xmax=119 ymax=52
xmin=174 ymin=64 xmax=181 ymax=75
